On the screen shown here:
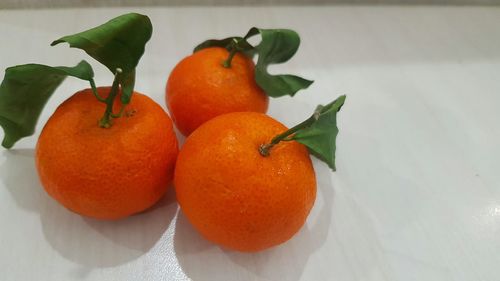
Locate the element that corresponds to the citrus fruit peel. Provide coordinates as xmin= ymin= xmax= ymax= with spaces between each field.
xmin=166 ymin=46 xmax=269 ymax=136
xmin=174 ymin=95 xmax=345 ymax=251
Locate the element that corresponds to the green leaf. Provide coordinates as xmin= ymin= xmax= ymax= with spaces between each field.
xmin=193 ymin=36 xmax=256 ymax=59
xmin=194 ymin=27 xmax=312 ymax=98
xmin=55 ymin=61 xmax=94 ymax=80
xmin=251 ymin=28 xmax=313 ymax=97
xmin=194 ymin=37 xmax=243 ymax=53
xmin=51 ymin=13 xmax=152 ymax=74
xmin=0 ymin=61 xmax=94 ymax=149
xmin=254 ymin=71 xmax=313 ymax=98
xmin=291 ymin=95 xmax=346 ymax=171
xmin=51 ymin=13 xmax=152 ymax=104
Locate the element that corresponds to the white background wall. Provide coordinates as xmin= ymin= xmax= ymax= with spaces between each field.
xmin=1 ymin=0 xmax=499 ymax=9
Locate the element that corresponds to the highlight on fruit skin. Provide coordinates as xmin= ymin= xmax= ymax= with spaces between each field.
xmin=174 ymin=112 xmax=317 ymax=252
xmin=36 ymin=87 xmax=179 ymax=220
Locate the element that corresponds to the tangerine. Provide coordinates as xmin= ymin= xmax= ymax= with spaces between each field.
xmin=166 ymin=47 xmax=269 ymax=136
xmin=35 ymin=87 xmax=178 ymax=220
xmin=174 ymin=112 xmax=316 ymax=252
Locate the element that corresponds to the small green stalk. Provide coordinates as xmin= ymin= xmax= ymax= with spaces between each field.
xmin=99 ymin=68 xmax=123 ymax=128
xmin=89 ymin=79 xmax=106 ymax=102
xmin=259 ymin=105 xmax=323 ymax=157
xmin=110 ymin=105 xmax=126 ymax=118
xmin=222 ymin=38 xmax=240 ymax=68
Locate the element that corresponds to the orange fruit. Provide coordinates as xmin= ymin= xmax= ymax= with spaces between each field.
xmin=174 ymin=112 xmax=316 ymax=252
xmin=166 ymin=47 xmax=269 ymax=136
xmin=35 ymin=87 xmax=178 ymax=220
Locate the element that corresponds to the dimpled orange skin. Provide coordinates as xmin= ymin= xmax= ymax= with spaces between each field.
xmin=166 ymin=47 xmax=269 ymax=136
xmin=35 ymin=87 xmax=179 ymax=220
xmin=174 ymin=112 xmax=316 ymax=252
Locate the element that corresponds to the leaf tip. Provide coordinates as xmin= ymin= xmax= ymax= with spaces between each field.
xmin=0 ymin=128 xmax=17 ymax=149
xmin=50 ymin=39 xmax=64 ymax=46
xmin=329 ymin=163 xmax=337 ymax=172
xmin=304 ymin=79 xmax=314 ymax=88
xmin=1 ymin=140 xmax=14 ymax=149
xmin=336 ymin=95 xmax=347 ymax=111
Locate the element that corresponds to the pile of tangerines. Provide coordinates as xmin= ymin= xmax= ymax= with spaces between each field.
xmin=0 ymin=13 xmax=345 ymax=252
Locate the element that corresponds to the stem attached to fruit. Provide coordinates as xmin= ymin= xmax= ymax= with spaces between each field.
xmin=99 ymin=68 xmax=123 ymax=128
xmin=259 ymin=105 xmax=323 ymax=157
xmin=222 ymin=38 xmax=240 ymax=68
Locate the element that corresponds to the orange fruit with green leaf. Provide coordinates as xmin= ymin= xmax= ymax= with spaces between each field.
xmin=166 ymin=28 xmax=313 ymax=136
xmin=36 ymin=87 xmax=178 ymax=219
xmin=175 ymin=96 xmax=345 ymax=252
xmin=0 ymin=13 xmax=178 ymax=219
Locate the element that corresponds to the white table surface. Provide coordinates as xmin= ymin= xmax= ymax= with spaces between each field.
xmin=1 ymin=5 xmax=500 ymax=281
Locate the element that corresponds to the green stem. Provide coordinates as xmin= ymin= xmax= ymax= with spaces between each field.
xmin=222 ymin=38 xmax=240 ymax=68
xmin=110 ymin=104 xmax=126 ymax=118
xmin=99 ymin=68 xmax=122 ymax=128
xmin=90 ymin=78 xmax=106 ymax=103
xmin=259 ymin=106 xmax=323 ymax=156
